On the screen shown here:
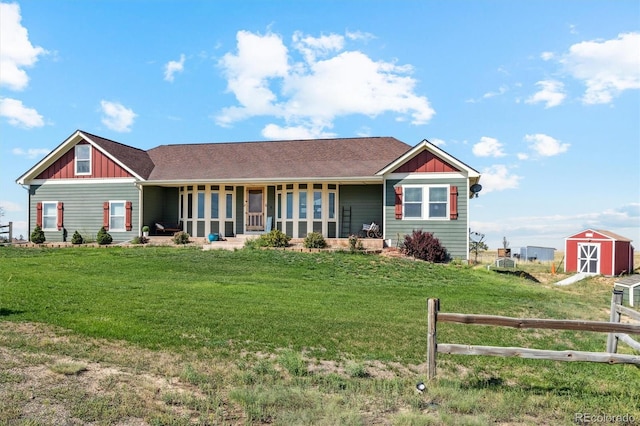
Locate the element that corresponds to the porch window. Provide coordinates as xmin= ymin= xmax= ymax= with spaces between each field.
xmin=75 ymin=144 xmax=91 ymax=175
xmin=299 ymin=191 xmax=307 ymax=219
xmin=277 ymin=193 xmax=282 ymax=219
xmin=42 ymin=202 xmax=58 ymax=230
xmin=225 ymin=193 xmax=233 ymax=219
xmin=210 ymin=193 xmax=219 ymax=219
xmin=328 ymin=192 xmax=336 ymax=219
xmin=197 ymin=191 xmax=205 ymax=219
xmin=286 ymin=192 xmax=293 ymax=219
xmin=110 ymin=201 xmax=126 ymax=231
xmin=313 ymin=191 xmax=322 ymax=219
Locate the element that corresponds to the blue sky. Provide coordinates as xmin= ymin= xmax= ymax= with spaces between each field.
xmin=1 ymin=0 xmax=638 ymax=250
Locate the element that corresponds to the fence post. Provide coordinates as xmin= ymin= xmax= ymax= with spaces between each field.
xmin=427 ymin=298 xmax=439 ymax=380
xmin=606 ymin=290 xmax=624 ymax=353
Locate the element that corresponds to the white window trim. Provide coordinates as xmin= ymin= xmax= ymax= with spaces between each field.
xmin=42 ymin=201 xmax=58 ymax=231
xmin=109 ymin=200 xmax=126 ymax=232
xmin=402 ymin=184 xmax=450 ymax=221
xmin=75 ymin=144 xmax=91 ymax=176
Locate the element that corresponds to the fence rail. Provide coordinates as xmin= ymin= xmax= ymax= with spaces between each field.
xmin=427 ymin=291 xmax=640 ymax=380
xmin=0 ymin=222 xmax=12 ymax=244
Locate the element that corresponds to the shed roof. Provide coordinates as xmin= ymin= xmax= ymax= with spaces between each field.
xmin=566 ymin=228 xmax=633 ymax=242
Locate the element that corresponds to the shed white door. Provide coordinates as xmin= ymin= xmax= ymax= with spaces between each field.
xmin=578 ymin=243 xmax=599 ymax=274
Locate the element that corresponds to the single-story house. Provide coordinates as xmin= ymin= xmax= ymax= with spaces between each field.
xmin=564 ymin=229 xmax=635 ymax=276
xmin=16 ymin=130 xmax=482 ymax=259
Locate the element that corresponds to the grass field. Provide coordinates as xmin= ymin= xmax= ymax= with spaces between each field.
xmin=1 ymin=246 xmax=638 ymax=425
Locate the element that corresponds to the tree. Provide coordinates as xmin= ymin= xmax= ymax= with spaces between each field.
xmin=469 ymin=231 xmax=488 ymax=264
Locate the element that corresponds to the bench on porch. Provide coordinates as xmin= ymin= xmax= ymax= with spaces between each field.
xmin=154 ymin=221 xmax=183 ymax=235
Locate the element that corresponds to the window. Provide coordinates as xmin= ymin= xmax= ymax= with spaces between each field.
xmin=313 ymin=191 xmax=322 ymax=219
xmin=402 ymin=185 xmax=450 ymax=220
xmin=75 ymin=144 xmax=91 ymax=175
xmin=428 ymin=187 xmax=447 ymax=218
xmin=404 ymin=187 xmax=423 ymax=218
xmin=197 ymin=191 xmax=205 ymax=219
xmin=42 ymin=202 xmax=58 ymax=230
xmin=299 ymin=191 xmax=307 ymax=219
xmin=110 ymin=201 xmax=126 ymax=231
xmin=286 ymin=192 xmax=293 ymax=219
xmin=328 ymin=192 xmax=336 ymax=219
xmin=225 ymin=193 xmax=233 ymax=219
xmin=210 ymin=193 xmax=219 ymax=219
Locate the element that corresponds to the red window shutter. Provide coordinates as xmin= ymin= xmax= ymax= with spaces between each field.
xmin=125 ymin=201 xmax=132 ymax=231
xmin=103 ymin=202 xmax=110 ymax=229
xmin=36 ymin=202 xmax=43 ymax=227
xmin=449 ymin=186 xmax=458 ymax=220
xmin=57 ymin=202 xmax=64 ymax=230
xmin=394 ymin=186 xmax=403 ymax=219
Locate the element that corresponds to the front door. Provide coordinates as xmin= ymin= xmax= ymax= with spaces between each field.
xmin=578 ymin=243 xmax=599 ymax=274
xmin=247 ymin=188 xmax=264 ymax=231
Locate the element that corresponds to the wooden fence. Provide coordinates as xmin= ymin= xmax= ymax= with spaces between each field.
xmin=0 ymin=222 xmax=12 ymax=244
xmin=426 ymin=290 xmax=640 ymax=380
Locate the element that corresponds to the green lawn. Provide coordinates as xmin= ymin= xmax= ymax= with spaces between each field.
xmin=1 ymin=246 xmax=638 ymax=425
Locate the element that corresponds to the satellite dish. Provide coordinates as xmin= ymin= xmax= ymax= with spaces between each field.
xmin=469 ymin=231 xmax=484 ymax=242
xmin=470 ymin=183 xmax=482 ymax=194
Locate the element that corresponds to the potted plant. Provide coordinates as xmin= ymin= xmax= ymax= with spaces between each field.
xmin=142 ymin=225 xmax=150 ymax=237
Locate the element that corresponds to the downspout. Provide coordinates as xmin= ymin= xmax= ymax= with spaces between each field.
xmin=21 ymin=184 xmax=31 ymax=240
xmin=135 ymin=182 xmax=143 ymax=236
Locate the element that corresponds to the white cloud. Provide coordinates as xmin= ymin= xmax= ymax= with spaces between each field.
xmin=429 ymin=138 xmax=446 ymax=147
xmin=0 ymin=2 xmax=47 ymax=91
xmin=483 ymin=85 xmax=508 ymax=99
xmin=164 ymin=54 xmax=185 ymax=82
xmin=261 ymin=123 xmax=335 ymax=140
xmin=292 ymin=31 xmax=344 ymax=63
xmin=12 ymin=147 xmax=50 ymax=159
xmin=561 ymin=32 xmax=640 ymax=104
xmin=0 ymin=200 xmax=22 ymax=212
xmin=540 ymin=51 xmax=554 ymax=61
xmin=100 ymin=100 xmax=137 ymax=132
xmin=524 ymin=133 xmax=570 ymax=157
xmin=472 ymin=136 xmax=506 ymax=158
xmin=526 ymin=80 xmax=566 ymax=108
xmin=216 ymin=30 xmax=434 ymax=137
xmin=0 ymin=97 xmax=44 ymax=128
xmin=516 ymin=152 xmax=529 ymax=160
xmin=478 ymin=164 xmax=522 ymax=194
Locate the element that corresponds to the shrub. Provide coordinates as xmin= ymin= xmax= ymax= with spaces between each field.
xmin=348 ymin=235 xmax=363 ymax=252
xmin=71 ymin=230 xmax=84 ymax=245
xmin=96 ymin=227 xmax=113 ymax=245
xmin=402 ymin=229 xmax=450 ymax=263
xmin=259 ymin=229 xmax=291 ymax=248
xmin=30 ymin=224 xmax=46 ymax=244
xmin=303 ymin=232 xmax=327 ymax=249
xmin=131 ymin=236 xmax=148 ymax=245
xmin=172 ymin=231 xmax=190 ymax=245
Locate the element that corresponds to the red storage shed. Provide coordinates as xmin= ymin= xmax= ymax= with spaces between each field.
xmin=564 ymin=229 xmax=634 ymax=276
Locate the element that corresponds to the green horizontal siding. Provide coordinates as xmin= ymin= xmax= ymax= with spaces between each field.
xmin=143 ymin=186 xmax=179 ymax=226
xmin=384 ymin=178 xmax=469 ymax=259
xmin=339 ymin=184 xmax=383 ymax=238
xmin=29 ymin=182 xmax=140 ymax=243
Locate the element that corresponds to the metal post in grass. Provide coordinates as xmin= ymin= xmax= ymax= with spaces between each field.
xmin=606 ymin=290 xmax=624 ymax=353
xmin=427 ymin=298 xmax=439 ymax=380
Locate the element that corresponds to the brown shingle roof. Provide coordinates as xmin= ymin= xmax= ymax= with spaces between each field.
xmin=81 ymin=131 xmax=156 ymax=179
xmin=146 ymin=137 xmax=411 ymax=181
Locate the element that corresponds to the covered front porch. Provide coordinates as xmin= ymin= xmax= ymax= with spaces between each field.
xmin=141 ymin=182 xmax=384 ymax=240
